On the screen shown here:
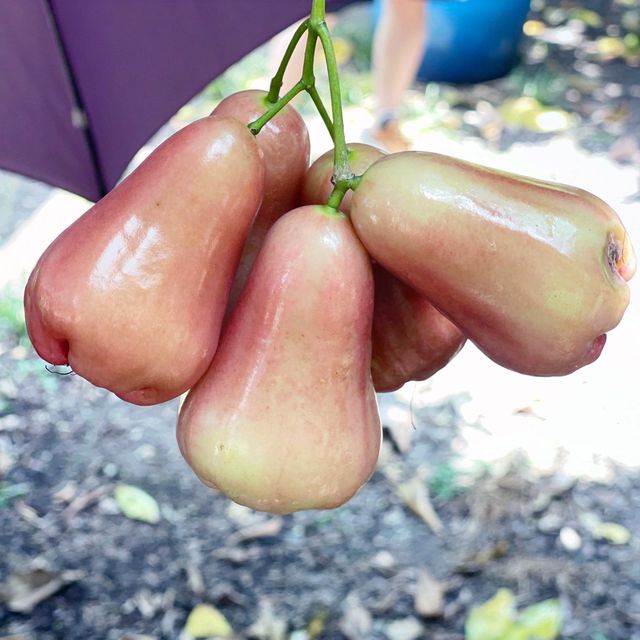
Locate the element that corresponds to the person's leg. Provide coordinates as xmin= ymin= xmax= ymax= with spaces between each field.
xmin=371 ymin=0 xmax=428 ymax=151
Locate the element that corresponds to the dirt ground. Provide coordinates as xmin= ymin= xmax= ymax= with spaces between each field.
xmin=1 ymin=0 xmax=640 ymax=638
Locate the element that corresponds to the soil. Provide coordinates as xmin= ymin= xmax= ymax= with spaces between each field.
xmin=1 ymin=328 xmax=639 ymax=640
xmin=1 ymin=0 xmax=640 ymax=638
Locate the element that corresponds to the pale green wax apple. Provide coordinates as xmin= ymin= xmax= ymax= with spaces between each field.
xmin=177 ymin=205 xmax=381 ymax=513
xmin=24 ymin=116 xmax=264 ymax=405
xmin=213 ymin=90 xmax=310 ymax=314
xmin=302 ymin=143 xmax=465 ymax=392
xmin=351 ymin=151 xmax=636 ymax=376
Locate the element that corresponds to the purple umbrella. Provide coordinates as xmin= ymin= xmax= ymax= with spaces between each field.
xmin=0 ymin=0 xmax=355 ymax=202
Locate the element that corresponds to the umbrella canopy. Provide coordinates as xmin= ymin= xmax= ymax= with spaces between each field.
xmin=0 ymin=0 xmax=355 ymax=202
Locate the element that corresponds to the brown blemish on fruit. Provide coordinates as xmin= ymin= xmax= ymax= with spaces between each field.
xmin=606 ymin=233 xmax=622 ymax=274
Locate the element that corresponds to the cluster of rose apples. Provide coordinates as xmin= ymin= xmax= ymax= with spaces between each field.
xmin=24 ymin=90 xmax=635 ymax=514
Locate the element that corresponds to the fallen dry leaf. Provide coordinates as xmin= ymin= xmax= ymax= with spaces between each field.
xmin=306 ymin=609 xmax=329 ymax=640
xmin=185 ymin=561 xmax=205 ymax=597
xmin=414 ymin=568 xmax=444 ymax=618
xmin=226 ymin=517 xmax=283 ymax=546
xmin=395 ymin=476 xmax=443 ymax=534
xmin=455 ymin=541 xmax=509 ymax=575
xmin=131 ymin=589 xmax=165 ymax=619
xmin=1 ymin=566 xmax=84 ymax=613
xmin=53 ymin=480 xmax=78 ymax=504
xmin=226 ymin=502 xmax=263 ymax=527
xmin=212 ymin=546 xmax=261 ymax=564
xmin=15 ymin=501 xmax=47 ymax=530
xmin=63 ymin=484 xmax=112 ymax=525
xmin=247 ymin=599 xmax=288 ymax=640
xmin=339 ymin=594 xmax=373 ymax=640
xmin=385 ymin=616 xmax=423 ymax=640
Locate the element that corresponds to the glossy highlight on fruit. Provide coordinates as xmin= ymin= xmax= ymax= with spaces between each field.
xmin=351 ymin=151 xmax=635 ymax=376
xmin=213 ymin=90 xmax=310 ymax=313
xmin=303 ymin=143 xmax=465 ymax=391
xmin=177 ymin=205 xmax=381 ymax=513
xmin=24 ymin=116 xmax=264 ymax=405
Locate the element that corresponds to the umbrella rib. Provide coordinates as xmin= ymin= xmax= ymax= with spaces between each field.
xmin=42 ymin=0 xmax=107 ymax=198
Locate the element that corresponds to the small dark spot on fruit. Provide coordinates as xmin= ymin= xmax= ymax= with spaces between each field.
xmin=606 ymin=233 xmax=621 ymax=273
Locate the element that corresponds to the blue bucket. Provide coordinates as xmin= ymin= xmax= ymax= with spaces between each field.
xmin=371 ymin=0 xmax=531 ymax=84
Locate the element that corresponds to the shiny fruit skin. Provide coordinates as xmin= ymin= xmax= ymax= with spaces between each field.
xmin=177 ymin=205 xmax=381 ymax=513
xmin=24 ymin=116 xmax=264 ymax=405
xmin=213 ymin=90 xmax=310 ymax=312
xmin=303 ymin=143 xmax=465 ymax=390
xmin=371 ymin=265 xmax=466 ymax=392
xmin=351 ymin=151 xmax=635 ymax=376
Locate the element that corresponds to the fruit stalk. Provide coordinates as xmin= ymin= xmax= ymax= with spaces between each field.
xmin=267 ymin=18 xmax=310 ymax=103
xmin=248 ymin=0 xmax=355 ymax=209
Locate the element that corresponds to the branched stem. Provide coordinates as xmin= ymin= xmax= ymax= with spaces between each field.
xmin=316 ymin=22 xmax=350 ymax=183
xmin=250 ymin=0 xmax=356 ymax=207
xmin=307 ymin=85 xmax=334 ymax=140
xmin=248 ymin=81 xmax=306 ymax=135
xmin=267 ymin=19 xmax=310 ymax=103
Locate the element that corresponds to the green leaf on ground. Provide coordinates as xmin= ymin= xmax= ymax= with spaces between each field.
xmin=595 ymin=36 xmax=627 ymax=59
xmin=500 ymin=97 xmax=573 ymax=133
xmin=114 ymin=484 xmax=160 ymax=524
xmin=0 ymin=481 xmax=29 ymax=508
xmin=465 ymin=589 xmax=516 ymax=640
xmin=515 ymin=598 xmax=562 ymax=639
xmin=184 ymin=603 xmax=234 ymax=639
xmin=568 ymin=8 xmax=603 ymax=27
xmin=466 ymin=590 xmax=562 ymax=640
xmin=592 ymin=521 xmax=631 ymax=545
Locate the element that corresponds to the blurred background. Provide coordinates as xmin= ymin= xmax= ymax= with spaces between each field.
xmin=1 ymin=0 xmax=639 ymax=638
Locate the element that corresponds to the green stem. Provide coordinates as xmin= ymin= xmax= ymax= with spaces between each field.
xmin=248 ymin=81 xmax=306 ymax=135
xmin=301 ymin=30 xmax=318 ymax=88
xmin=249 ymin=0 xmax=356 ymax=207
xmin=310 ymin=0 xmax=325 ymax=23
xmin=326 ymin=175 xmax=362 ymax=210
xmin=303 ymin=0 xmax=337 ymax=140
xmin=307 ymin=85 xmax=334 ymax=140
xmin=267 ymin=19 xmax=310 ymax=103
xmin=316 ymin=22 xmax=350 ymax=182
